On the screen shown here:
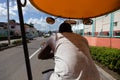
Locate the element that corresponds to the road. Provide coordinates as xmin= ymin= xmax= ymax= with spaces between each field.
xmin=0 ymin=37 xmax=54 ymax=80
xmin=0 ymin=37 xmax=116 ymax=80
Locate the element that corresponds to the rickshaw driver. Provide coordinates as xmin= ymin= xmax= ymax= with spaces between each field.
xmin=38 ymin=23 xmax=101 ymax=80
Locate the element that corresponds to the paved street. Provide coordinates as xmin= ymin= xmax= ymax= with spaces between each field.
xmin=0 ymin=37 xmax=54 ymax=80
xmin=0 ymin=37 xmax=116 ymax=80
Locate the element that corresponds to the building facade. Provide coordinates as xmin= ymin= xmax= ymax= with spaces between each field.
xmin=82 ymin=9 xmax=120 ymax=49
xmin=84 ymin=9 xmax=120 ymax=37
xmin=0 ymin=20 xmax=38 ymax=38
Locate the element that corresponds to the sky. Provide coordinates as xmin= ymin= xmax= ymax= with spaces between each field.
xmin=0 ymin=0 xmax=66 ymax=32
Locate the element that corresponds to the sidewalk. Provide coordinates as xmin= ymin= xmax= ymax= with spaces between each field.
xmin=0 ymin=39 xmax=22 ymax=44
xmin=0 ymin=39 xmax=22 ymax=51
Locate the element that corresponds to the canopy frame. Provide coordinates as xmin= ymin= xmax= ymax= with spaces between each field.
xmin=17 ymin=0 xmax=33 ymax=80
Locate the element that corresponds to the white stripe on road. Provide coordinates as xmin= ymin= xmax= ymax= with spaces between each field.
xmin=29 ymin=47 xmax=41 ymax=59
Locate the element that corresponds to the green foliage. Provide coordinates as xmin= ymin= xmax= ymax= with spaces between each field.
xmin=90 ymin=46 xmax=120 ymax=74
xmin=0 ymin=43 xmax=8 ymax=48
xmin=12 ymin=40 xmax=22 ymax=45
xmin=0 ymin=39 xmax=29 ymax=50
xmin=12 ymin=39 xmax=29 ymax=46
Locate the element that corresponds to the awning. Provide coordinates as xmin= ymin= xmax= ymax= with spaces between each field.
xmin=30 ymin=0 xmax=120 ymax=19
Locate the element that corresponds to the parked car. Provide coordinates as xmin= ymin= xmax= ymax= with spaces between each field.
xmin=43 ymin=33 xmax=50 ymax=38
xmin=26 ymin=32 xmax=34 ymax=40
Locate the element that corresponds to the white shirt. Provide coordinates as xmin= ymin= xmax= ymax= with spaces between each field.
xmin=50 ymin=33 xmax=100 ymax=80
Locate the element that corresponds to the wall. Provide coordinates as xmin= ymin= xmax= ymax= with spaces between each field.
xmin=85 ymin=36 xmax=120 ymax=49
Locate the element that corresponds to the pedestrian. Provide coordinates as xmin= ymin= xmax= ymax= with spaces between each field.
xmin=38 ymin=22 xmax=101 ymax=80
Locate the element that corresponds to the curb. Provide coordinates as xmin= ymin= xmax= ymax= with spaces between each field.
xmin=0 ymin=45 xmax=17 ymax=51
xmin=96 ymin=64 xmax=116 ymax=80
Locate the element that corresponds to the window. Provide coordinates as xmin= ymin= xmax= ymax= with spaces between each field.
xmin=11 ymin=26 xmax=15 ymax=29
xmin=113 ymin=22 xmax=118 ymax=26
xmin=0 ymin=24 xmax=4 ymax=27
xmin=115 ymin=32 xmax=120 ymax=36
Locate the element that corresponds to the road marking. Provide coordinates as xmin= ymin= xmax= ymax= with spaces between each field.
xmin=29 ymin=47 xmax=41 ymax=59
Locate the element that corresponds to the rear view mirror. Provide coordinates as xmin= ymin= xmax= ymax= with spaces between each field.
xmin=83 ymin=18 xmax=93 ymax=25
xmin=46 ymin=17 xmax=55 ymax=24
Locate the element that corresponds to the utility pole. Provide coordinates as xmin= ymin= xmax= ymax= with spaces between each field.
xmin=7 ymin=0 xmax=11 ymax=45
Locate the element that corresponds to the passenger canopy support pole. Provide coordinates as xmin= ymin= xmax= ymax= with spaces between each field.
xmin=16 ymin=0 xmax=33 ymax=80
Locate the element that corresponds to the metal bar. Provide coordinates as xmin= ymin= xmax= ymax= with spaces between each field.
xmin=16 ymin=0 xmax=33 ymax=80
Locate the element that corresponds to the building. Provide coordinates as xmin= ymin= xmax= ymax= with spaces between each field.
xmin=82 ymin=9 xmax=120 ymax=49
xmin=0 ymin=22 xmax=8 ymax=37
xmin=84 ymin=10 xmax=120 ymax=37
xmin=0 ymin=20 xmax=38 ymax=38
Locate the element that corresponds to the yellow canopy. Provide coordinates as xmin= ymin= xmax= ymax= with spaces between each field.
xmin=30 ymin=0 xmax=120 ymax=19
